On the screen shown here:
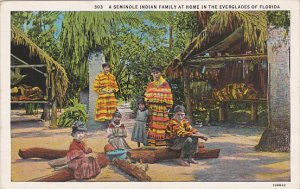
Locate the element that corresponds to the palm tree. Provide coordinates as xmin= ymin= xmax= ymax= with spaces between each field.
xmin=60 ymin=12 xmax=142 ymax=92
xmin=255 ymin=12 xmax=290 ymax=152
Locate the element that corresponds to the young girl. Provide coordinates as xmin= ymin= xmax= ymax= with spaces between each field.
xmin=131 ymin=99 xmax=148 ymax=147
xmin=107 ymin=111 xmax=131 ymax=150
xmin=66 ymin=121 xmax=101 ymax=180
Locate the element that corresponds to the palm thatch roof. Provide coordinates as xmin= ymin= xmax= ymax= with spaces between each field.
xmin=11 ymin=25 xmax=68 ymax=103
xmin=166 ymin=12 xmax=267 ymax=80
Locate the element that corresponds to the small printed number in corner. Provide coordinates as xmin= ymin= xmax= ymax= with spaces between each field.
xmin=273 ymin=184 xmax=286 ymax=187
xmin=94 ymin=5 xmax=103 ymax=9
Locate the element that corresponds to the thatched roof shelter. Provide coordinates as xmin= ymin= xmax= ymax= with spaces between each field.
xmin=166 ymin=25 xmax=268 ymax=123
xmin=166 ymin=27 xmax=267 ymax=79
xmin=11 ymin=25 xmax=68 ymax=104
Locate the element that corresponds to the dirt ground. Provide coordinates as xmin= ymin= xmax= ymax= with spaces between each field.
xmin=11 ymin=104 xmax=290 ymax=182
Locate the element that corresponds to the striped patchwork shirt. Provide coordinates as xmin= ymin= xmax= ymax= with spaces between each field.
xmin=165 ymin=118 xmax=197 ymax=139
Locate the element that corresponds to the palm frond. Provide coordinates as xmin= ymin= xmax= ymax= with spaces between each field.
xmin=60 ymin=12 xmax=143 ymax=88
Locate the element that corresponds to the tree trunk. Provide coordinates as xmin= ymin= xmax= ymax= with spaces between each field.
xmin=30 ymin=154 xmax=109 ymax=182
xmin=128 ymin=147 xmax=220 ymax=163
xmin=19 ymin=146 xmax=219 ymax=165
xmin=112 ymin=159 xmax=151 ymax=182
xmin=256 ymin=26 xmax=290 ymax=152
xmin=30 ymin=168 xmax=74 ymax=182
xmin=19 ymin=148 xmax=67 ymax=159
xmin=41 ymin=103 xmax=51 ymax=121
xmin=50 ymin=99 xmax=58 ymax=128
xmin=169 ymin=25 xmax=173 ymax=49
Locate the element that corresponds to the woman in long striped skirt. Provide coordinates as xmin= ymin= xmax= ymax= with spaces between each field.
xmin=144 ymin=66 xmax=173 ymax=146
xmin=93 ymin=63 xmax=119 ymax=122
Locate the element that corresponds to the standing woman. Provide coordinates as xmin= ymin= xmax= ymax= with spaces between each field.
xmin=145 ymin=66 xmax=173 ymax=146
xmin=93 ymin=63 xmax=119 ymax=122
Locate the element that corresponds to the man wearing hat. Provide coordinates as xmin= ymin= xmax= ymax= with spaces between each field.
xmin=93 ymin=63 xmax=119 ymax=122
xmin=144 ymin=66 xmax=173 ymax=146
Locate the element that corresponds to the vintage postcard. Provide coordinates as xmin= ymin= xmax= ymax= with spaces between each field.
xmin=0 ymin=1 xmax=299 ymax=189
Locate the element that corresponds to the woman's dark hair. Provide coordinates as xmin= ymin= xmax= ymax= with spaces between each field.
xmin=102 ymin=63 xmax=111 ymax=69
xmin=150 ymin=66 xmax=162 ymax=73
xmin=174 ymin=105 xmax=186 ymax=113
xmin=137 ymin=99 xmax=146 ymax=106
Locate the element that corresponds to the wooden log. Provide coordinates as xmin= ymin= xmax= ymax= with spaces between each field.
xmin=19 ymin=146 xmax=220 ymax=165
xmin=126 ymin=149 xmax=157 ymax=163
xmin=194 ymin=149 xmax=221 ymax=159
xmin=128 ymin=148 xmax=220 ymax=163
xmin=19 ymin=148 xmax=68 ymax=159
xmin=48 ymin=157 xmax=67 ymax=168
xmin=31 ymin=154 xmax=109 ymax=182
xmin=30 ymin=168 xmax=74 ymax=182
xmin=112 ymin=159 xmax=151 ymax=182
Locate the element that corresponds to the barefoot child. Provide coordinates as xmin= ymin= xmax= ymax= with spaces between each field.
xmin=166 ymin=105 xmax=208 ymax=166
xmin=107 ymin=111 xmax=131 ymax=150
xmin=131 ymin=99 xmax=148 ymax=147
xmin=66 ymin=121 xmax=101 ymax=180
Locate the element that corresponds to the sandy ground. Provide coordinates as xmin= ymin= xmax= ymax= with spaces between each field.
xmin=11 ymin=104 xmax=290 ymax=182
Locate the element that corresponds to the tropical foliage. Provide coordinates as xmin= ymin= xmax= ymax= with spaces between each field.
xmin=57 ymin=98 xmax=88 ymax=128
xmin=11 ymin=11 xmax=288 ymax=105
xmin=11 ymin=12 xmax=62 ymax=60
xmin=60 ymin=12 xmax=143 ymax=94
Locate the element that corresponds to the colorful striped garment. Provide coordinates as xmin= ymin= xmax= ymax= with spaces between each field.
xmin=145 ymin=76 xmax=173 ymax=146
xmin=165 ymin=118 xmax=197 ymax=139
xmin=93 ymin=72 xmax=119 ymax=121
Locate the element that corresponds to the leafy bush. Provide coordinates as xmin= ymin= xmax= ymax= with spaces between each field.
xmin=58 ymin=98 xmax=88 ymax=128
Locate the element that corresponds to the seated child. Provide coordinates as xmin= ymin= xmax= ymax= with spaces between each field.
xmin=166 ymin=105 xmax=208 ymax=166
xmin=107 ymin=111 xmax=131 ymax=150
xmin=66 ymin=121 xmax=101 ymax=180
xmin=131 ymin=99 xmax=148 ymax=147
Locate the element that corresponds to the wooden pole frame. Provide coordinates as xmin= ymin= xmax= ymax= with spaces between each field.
xmin=182 ymin=65 xmax=193 ymax=123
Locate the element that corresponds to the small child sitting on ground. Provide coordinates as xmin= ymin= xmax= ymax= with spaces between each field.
xmin=107 ymin=111 xmax=131 ymax=150
xmin=66 ymin=121 xmax=101 ymax=180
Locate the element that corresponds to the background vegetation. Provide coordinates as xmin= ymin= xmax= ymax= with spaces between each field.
xmin=11 ymin=11 xmax=289 ymax=123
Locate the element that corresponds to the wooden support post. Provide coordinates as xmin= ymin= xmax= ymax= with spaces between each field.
xmin=41 ymin=103 xmax=51 ymax=121
xmin=183 ymin=66 xmax=193 ymax=123
xmin=50 ymin=99 xmax=58 ymax=128
xmin=219 ymin=102 xmax=226 ymax=122
xmin=50 ymin=68 xmax=57 ymax=128
xmin=251 ymin=102 xmax=258 ymax=122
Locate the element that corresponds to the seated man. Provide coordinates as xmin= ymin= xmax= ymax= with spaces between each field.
xmin=166 ymin=105 xmax=208 ymax=166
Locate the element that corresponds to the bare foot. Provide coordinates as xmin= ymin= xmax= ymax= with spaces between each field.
xmin=177 ymin=159 xmax=190 ymax=166
xmin=188 ymin=158 xmax=198 ymax=164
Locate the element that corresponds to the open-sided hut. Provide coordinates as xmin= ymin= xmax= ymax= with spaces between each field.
xmin=11 ymin=25 xmax=68 ymax=128
xmin=166 ymin=27 xmax=268 ymax=123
